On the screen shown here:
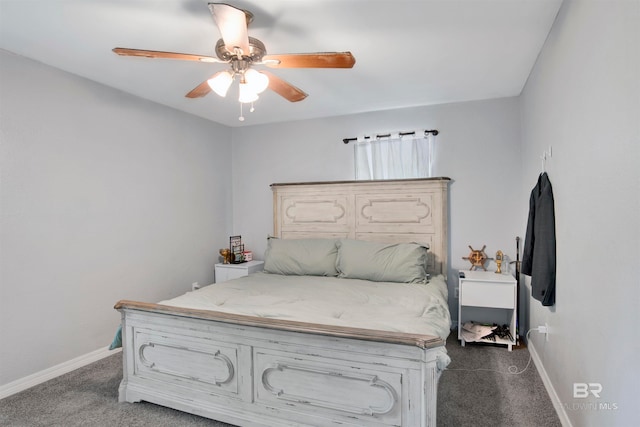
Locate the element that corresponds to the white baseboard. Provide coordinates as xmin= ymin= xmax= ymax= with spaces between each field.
xmin=0 ymin=346 xmax=122 ymax=400
xmin=528 ymin=341 xmax=572 ymax=427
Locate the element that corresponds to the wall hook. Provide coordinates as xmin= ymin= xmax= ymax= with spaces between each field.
xmin=541 ymin=146 xmax=552 ymax=172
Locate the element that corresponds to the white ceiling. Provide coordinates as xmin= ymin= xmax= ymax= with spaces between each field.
xmin=0 ymin=0 xmax=562 ymax=127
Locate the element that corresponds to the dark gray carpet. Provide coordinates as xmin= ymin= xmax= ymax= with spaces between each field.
xmin=439 ymin=334 xmax=560 ymax=427
xmin=0 ymin=333 xmax=560 ymax=427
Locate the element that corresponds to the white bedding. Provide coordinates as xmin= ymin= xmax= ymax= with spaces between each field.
xmin=159 ymin=272 xmax=451 ymax=341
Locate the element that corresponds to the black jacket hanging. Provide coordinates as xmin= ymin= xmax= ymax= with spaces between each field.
xmin=522 ymin=172 xmax=556 ymax=306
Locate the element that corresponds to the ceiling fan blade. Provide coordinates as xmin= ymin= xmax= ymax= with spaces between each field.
xmin=262 ymin=52 xmax=356 ymax=69
xmin=185 ymin=73 xmax=221 ymax=98
xmin=209 ymin=3 xmax=251 ymax=56
xmin=260 ymin=71 xmax=308 ymax=102
xmin=113 ymin=47 xmax=224 ymax=63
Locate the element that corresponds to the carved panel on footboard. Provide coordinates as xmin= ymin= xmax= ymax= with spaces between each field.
xmin=132 ymin=329 xmax=240 ymax=397
xmin=254 ymin=349 xmax=403 ymax=426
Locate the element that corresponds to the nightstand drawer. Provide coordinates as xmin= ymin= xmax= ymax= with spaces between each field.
xmin=460 ymin=281 xmax=515 ymax=309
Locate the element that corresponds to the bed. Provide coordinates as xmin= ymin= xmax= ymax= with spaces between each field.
xmin=115 ymin=177 xmax=452 ymax=427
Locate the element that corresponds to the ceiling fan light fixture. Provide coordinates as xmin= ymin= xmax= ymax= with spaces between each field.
xmin=207 ymin=71 xmax=233 ymax=97
xmin=244 ymin=69 xmax=269 ymax=94
xmin=238 ymin=81 xmax=259 ymax=103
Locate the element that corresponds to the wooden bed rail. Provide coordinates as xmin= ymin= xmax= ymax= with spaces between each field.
xmin=115 ymin=299 xmax=444 ymax=349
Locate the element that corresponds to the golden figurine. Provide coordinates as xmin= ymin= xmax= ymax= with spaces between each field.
xmin=495 ymin=250 xmax=503 ymax=274
xmin=219 ymin=248 xmax=231 ymax=264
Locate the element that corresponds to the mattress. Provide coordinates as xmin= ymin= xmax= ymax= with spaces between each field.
xmin=159 ymin=272 xmax=451 ymax=341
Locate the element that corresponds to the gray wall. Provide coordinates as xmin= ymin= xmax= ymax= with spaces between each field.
xmin=520 ymin=1 xmax=639 ymax=425
xmin=231 ymin=97 xmax=524 ymax=321
xmin=0 ymin=51 xmax=233 ymax=385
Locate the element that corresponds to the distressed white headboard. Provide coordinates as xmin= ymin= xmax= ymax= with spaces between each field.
xmin=271 ymin=178 xmax=450 ymax=277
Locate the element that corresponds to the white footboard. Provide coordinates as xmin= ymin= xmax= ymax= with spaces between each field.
xmin=117 ymin=303 xmax=450 ymax=427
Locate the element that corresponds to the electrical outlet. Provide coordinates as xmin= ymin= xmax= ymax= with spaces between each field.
xmin=545 ymin=322 xmax=549 ymax=342
xmin=454 ymin=287 xmax=459 ymax=298
xmin=537 ymin=324 xmax=549 ymax=341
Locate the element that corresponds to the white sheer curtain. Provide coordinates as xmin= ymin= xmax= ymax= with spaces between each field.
xmin=354 ymin=131 xmax=435 ymax=180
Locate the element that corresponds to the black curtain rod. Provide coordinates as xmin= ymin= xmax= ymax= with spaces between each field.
xmin=343 ymin=129 xmax=439 ymax=144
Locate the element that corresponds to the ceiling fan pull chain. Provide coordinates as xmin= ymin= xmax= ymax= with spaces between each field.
xmin=239 ymin=103 xmax=245 ymax=121
xmin=250 ymin=102 xmax=255 ymax=113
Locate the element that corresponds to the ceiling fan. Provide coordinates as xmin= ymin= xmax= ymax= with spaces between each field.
xmin=113 ymin=2 xmax=356 ymax=120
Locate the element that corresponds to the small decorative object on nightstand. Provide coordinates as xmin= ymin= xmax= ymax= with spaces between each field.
xmin=229 ymin=235 xmax=245 ymax=263
xmin=458 ymin=270 xmax=517 ymax=351
xmin=495 ymin=250 xmax=503 ymax=274
xmin=215 ymin=260 xmax=264 ymax=283
xmin=219 ymin=248 xmax=231 ymax=264
xmin=462 ymin=245 xmax=493 ymax=271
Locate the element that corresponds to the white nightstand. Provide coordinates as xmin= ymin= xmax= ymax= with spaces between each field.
xmin=458 ymin=270 xmax=517 ymax=351
xmin=214 ymin=260 xmax=264 ymax=283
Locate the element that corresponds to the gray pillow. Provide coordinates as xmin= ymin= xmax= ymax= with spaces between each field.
xmin=263 ymin=238 xmax=339 ymax=276
xmin=336 ymin=239 xmax=429 ymax=283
